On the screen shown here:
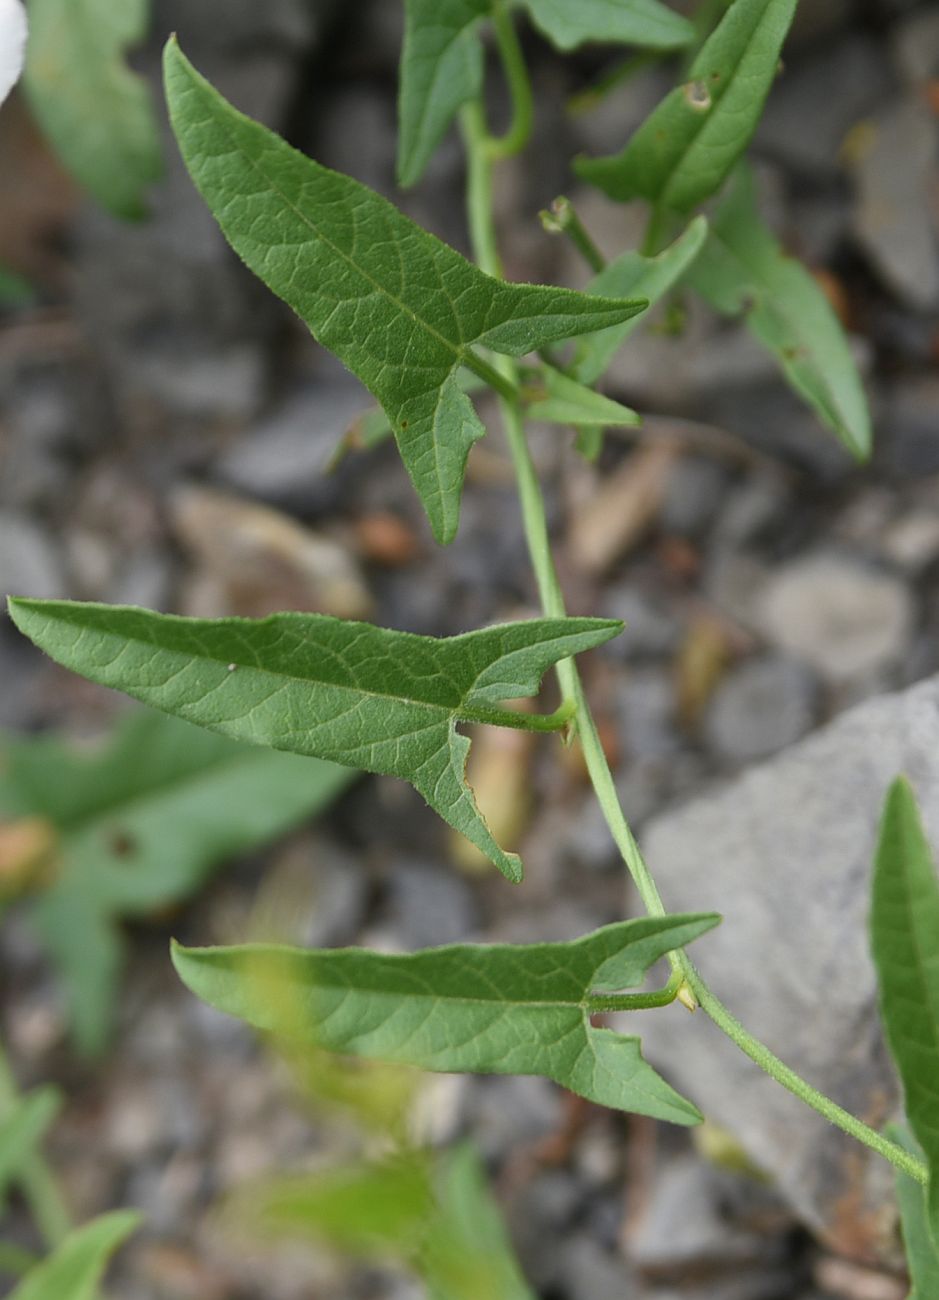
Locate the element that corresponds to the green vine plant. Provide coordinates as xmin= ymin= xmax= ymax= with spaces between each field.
xmin=5 ymin=0 xmax=939 ymax=1288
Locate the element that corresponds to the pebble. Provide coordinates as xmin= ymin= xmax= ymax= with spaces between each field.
xmin=637 ymin=672 xmax=939 ymax=1262
xmin=604 ymin=584 xmax=681 ymax=660
xmin=756 ymin=36 xmax=896 ymax=175
xmin=0 ymin=510 xmax=65 ymax=601
xmin=659 ymin=455 xmax=732 ymax=539
xmin=851 ymin=99 xmax=939 ymax=311
xmin=616 ymin=668 xmax=681 ymax=760
xmin=757 ymin=553 xmax=914 ymax=683
xmin=384 ymin=860 xmax=481 ymax=950
xmin=627 ymin=1157 xmax=781 ymax=1276
xmin=558 ymin=1233 xmax=636 ymax=1300
xmin=882 ymin=375 xmax=939 ymax=477
xmin=215 ymin=380 xmax=366 ymax=512
xmin=704 ymin=655 xmax=819 ymax=763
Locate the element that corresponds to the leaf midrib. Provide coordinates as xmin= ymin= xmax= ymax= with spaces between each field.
xmin=191 ymin=63 xmax=489 ymax=387
xmin=660 ymin=3 xmax=776 ymax=206
xmin=77 ymin=618 xmax=473 ymax=717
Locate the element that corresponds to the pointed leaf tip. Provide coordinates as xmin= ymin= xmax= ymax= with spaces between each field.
xmin=8 ymin=600 xmax=619 ymax=881
xmin=163 ymin=46 xmax=650 ymax=540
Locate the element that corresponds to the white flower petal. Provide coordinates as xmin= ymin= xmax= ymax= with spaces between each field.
xmin=0 ymin=0 xmax=27 ymax=109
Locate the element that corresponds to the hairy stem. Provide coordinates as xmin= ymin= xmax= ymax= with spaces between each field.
xmin=0 ymin=1041 xmax=71 ymax=1248
xmin=460 ymin=88 xmax=929 ymax=1189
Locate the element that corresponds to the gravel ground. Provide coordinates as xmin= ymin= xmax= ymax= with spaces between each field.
xmin=2 ymin=0 xmax=938 ymax=1296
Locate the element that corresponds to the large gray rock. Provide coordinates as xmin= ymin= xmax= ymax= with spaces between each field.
xmin=633 ymin=675 xmax=939 ymax=1263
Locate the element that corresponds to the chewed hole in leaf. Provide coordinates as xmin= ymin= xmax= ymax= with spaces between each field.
xmin=683 ymin=80 xmax=712 ymax=112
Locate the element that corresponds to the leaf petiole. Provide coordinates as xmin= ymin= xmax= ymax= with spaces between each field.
xmin=540 ymin=196 xmax=607 ymax=273
xmin=584 ymin=969 xmax=684 ymax=1014
xmin=459 ymin=698 xmax=576 ymax=733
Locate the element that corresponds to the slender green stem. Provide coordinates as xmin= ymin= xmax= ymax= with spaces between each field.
xmin=460 ymin=699 xmax=576 ymax=733
xmin=460 ymin=84 xmax=929 ymax=1189
xmin=540 ymin=196 xmax=607 ymax=274
xmin=682 ymin=960 xmax=927 ymax=1184
xmin=0 ymin=1042 xmax=71 ymax=1248
xmin=485 ymin=0 xmax=534 ymax=161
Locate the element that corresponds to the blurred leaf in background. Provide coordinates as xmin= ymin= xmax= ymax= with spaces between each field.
xmin=7 ymin=1210 xmax=139 ymax=1300
xmin=0 ymin=709 xmax=355 ymax=1055
xmin=22 ymin=0 xmax=161 ymax=218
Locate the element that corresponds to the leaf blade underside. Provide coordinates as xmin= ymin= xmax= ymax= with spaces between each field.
xmin=172 ymin=912 xmax=720 ymax=1123
xmin=9 ymin=599 xmax=621 ymax=882
xmin=23 ymin=0 xmax=161 ymax=218
xmin=687 ymin=166 xmax=870 ymax=459
xmin=164 ymin=39 xmax=645 ymax=543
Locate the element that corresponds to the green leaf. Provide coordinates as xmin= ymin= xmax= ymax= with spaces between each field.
xmin=397 ymin=0 xmax=487 ymax=189
xmin=222 ymin=1144 xmax=533 ymax=1298
xmin=889 ymin=1124 xmax=939 ymax=1298
xmin=23 ymin=0 xmax=161 ymax=219
xmin=1 ymin=709 xmax=355 ymax=1055
xmin=397 ymin=0 xmax=693 ymax=188
xmin=9 ymin=1210 xmax=140 ymax=1300
xmin=0 ymin=1088 xmax=61 ymax=1205
xmin=524 ymin=0 xmax=694 ymax=53
xmin=330 ymin=371 xmax=488 ymax=469
xmin=226 ymin=1152 xmax=435 ymax=1255
xmin=422 ymin=1144 xmax=533 ymax=1300
xmin=574 ymin=216 xmax=709 ymax=385
xmin=576 ymin=0 xmax=797 ymax=211
xmin=164 ymin=40 xmax=644 ymax=544
xmin=686 ymin=167 xmax=870 ymax=459
xmin=171 ymin=912 xmax=719 ymax=1122
xmin=9 ymin=599 xmax=620 ymax=883
xmin=520 ymin=365 xmax=641 ymax=427
xmin=871 ymin=777 xmax=939 ymax=1254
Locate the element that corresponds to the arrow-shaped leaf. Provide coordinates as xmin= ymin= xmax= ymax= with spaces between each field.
xmin=577 ymin=0 xmax=797 ymax=212
xmin=164 ymin=40 xmax=644 ymax=544
xmin=9 ymin=599 xmax=621 ymax=882
xmin=398 ymin=0 xmax=693 ymax=188
xmin=172 ymin=912 xmax=719 ymax=1122
xmin=871 ymin=777 xmax=939 ymax=1254
xmin=9 ymin=1210 xmax=140 ymax=1300
xmin=23 ymin=0 xmax=161 ymax=219
xmin=574 ymin=216 xmax=709 ymax=385
xmin=1 ymin=709 xmax=355 ymax=1055
xmin=686 ymin=166 xmax=870 ymax=459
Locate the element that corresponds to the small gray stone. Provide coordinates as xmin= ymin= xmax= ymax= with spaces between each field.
xmin=892 ymin=7 xmax=939 ymax=86
xmin=627 ymin=1157 xmax=778 ymax=1275
xmin=757 ymin=37 xmax=896 ymax=175
xmin=617 ymin=669 xmax=680 ymax=761
xmin=605 ymin=585 xmax=681 ymax=660
xmin=301 ymin=845 xmax=370 ymax=950
xmin=0 ymin=510 xmax=65 ymax=601
xmin=384 ymin=861 xmax=481 ymax=950
xmin=558 ymin=1234 xmax=636 ymax=1300
xmin=660 ymin=456 xmax=731 ymax=538
xmin=215 ymin=380 xmax=366 ymax=510
xmin=883 ymin=375 xmax=939 ymax=476
xmin=757 ymin=553 xmax=914 ymax=684
xmin=704 ymin=655 xmax=819 ymax=763
xmin=637 ymin=673 xmax=939 ymax=1260
xmin=467 ymin=1075 xmax=564 ymax=1164
xmin=851 ymin=99 xmax=939 ymax=311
